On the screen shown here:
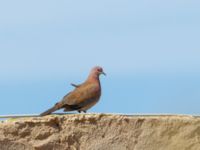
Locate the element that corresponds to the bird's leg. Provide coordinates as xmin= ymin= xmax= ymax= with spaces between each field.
xmin=77 ymin=110 xmax=86 ymax=113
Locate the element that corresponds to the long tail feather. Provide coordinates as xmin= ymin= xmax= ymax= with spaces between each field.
xmin=40 ymin=105 xmax=59 ymax=116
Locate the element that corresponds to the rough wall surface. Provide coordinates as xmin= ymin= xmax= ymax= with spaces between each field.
xmin=0 ymin=114 xmax=199 ymax=150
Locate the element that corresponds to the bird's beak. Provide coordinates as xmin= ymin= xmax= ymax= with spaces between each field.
xmin=101 ymin=71 xmax=106 ymax=76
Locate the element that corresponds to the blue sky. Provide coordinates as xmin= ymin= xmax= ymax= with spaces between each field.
xmin=1 ymin=0 xmax=200 ymax=115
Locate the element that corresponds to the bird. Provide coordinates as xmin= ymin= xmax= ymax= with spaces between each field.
xmin=40 ymin=66 xmax=106 ymax=116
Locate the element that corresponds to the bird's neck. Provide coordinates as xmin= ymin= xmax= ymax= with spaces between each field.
xmin=86 ymin=75 xmax=101 ymax=94
xmin=87 ymin=74 xmax=100 ymax=85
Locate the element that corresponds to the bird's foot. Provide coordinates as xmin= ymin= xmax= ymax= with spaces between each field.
xmin=78 ymin=110 xmax=87 ymax=113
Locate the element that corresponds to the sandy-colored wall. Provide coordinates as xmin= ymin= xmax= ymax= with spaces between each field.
xmin=0 ymin=114 xmax=199 ymax=150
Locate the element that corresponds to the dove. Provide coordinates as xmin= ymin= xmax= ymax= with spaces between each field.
xmin=40 ymin=66 xmax=106 ymax=116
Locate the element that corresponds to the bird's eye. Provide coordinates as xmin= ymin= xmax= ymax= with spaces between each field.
xmin=97 ymin=68 xmax=102 ymax=72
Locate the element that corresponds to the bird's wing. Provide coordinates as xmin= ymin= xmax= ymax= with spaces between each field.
xmin=71 ymin=83 xmax=81 ymax=88
xmin=60 ymin=82 xmax=100 ymax=107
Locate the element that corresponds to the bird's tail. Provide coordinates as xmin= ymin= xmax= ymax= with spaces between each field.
xmin=40 ymin=105 xmax=59 ymax=116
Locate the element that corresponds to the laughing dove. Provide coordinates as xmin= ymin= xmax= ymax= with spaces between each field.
xmin=40 ymin=66 xmax=106 ymax=116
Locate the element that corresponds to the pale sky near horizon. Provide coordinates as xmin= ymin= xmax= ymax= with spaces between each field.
xmin=1 ymin=0 xmax=200 ymax=115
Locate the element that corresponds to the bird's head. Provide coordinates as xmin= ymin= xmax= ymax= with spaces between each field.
xmin=88 ymin=66 xmax=106 ymax=81
xmin=92 ymin=66 xmax=106 ymax=76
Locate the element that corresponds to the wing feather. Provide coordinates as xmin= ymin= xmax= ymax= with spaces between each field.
xmin=59 ymin=82 xmax=100 ymax=107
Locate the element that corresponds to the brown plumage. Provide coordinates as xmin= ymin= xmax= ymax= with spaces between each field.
xmin=40 ymin=66 xmax=106 ymax=116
